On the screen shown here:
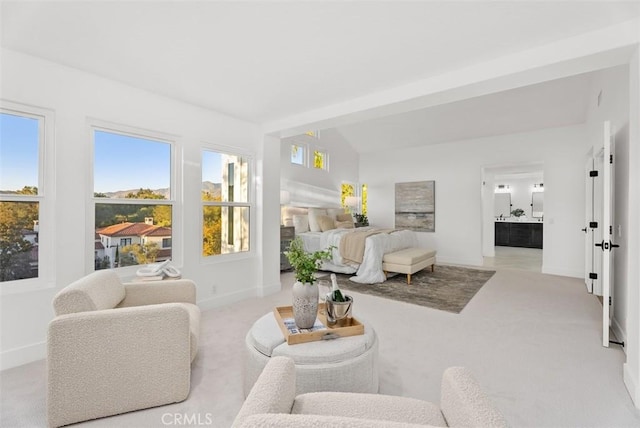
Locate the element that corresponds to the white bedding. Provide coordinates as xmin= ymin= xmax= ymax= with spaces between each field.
xmin=297 ymin=228 xmax=418 ymax=284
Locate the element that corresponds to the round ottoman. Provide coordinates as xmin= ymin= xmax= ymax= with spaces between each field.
xmin=243 ymin=312 xmax=379 ymax=397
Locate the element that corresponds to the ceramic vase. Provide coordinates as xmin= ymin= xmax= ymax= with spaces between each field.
xmin=291 ymin=281 xmax=319 ymax=329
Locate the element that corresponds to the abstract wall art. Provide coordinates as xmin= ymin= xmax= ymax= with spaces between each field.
xmin=395 ymin=180 xmax=435 ymax=232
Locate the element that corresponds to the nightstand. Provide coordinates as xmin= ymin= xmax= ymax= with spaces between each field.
xmin=280 ymin=226 xmax=295 ymax=271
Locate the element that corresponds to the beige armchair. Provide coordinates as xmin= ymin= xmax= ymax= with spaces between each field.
xmin=47 ymin=270 xmax=200 ymax=428
xmin=234 ymin=356 xmax=509 ymax=428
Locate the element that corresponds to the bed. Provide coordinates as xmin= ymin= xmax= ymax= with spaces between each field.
xmin=282 ymin=200 xmax=419 ymax=286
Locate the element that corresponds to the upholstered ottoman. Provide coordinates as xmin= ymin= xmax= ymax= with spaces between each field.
xmin=243 ymin=312 xmax=378 ymax=397
xmin=383 ymin=248 xmax=437 ymax=284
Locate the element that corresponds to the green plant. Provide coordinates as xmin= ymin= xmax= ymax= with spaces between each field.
xmin=354 ymin=213 xmax=369 ymax=226
xmin=284 ymin=237 xmax=333 ymax=284
xmin=511 ymin=208 xmax=525 ymax=217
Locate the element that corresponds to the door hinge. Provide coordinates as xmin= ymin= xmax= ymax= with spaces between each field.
xmin=590 ymin=221 xmax=598 ymax=228
xmin=589 ymin=272 xmax=598 ymax=280
xmin=589 ymin=170 xmax=598 ymax=177
xmin=610 ymin=225 xmax=613 ymax=235
xmin=609 ymin=296 xmax=612 ymax=305
xmin=610 ymin=154 xmax=613 ymax=164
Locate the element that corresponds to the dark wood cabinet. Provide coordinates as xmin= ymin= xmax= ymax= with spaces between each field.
xmin=280 ymin=226 xmax=295 ymax=270
xmin=494 ymin=222 xmax=543 ymax=249
xmin=495 ymin=222 xmax=510 ymax=246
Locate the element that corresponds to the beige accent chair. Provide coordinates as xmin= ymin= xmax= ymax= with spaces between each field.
xmin=233 ymin=356 xmax=509 ymax=428
xmin=47 ymin=270 xmax=200 ymax=428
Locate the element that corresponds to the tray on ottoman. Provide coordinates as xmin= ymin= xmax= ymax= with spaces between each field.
xmin=273 ymin=304 xmax=364 ymax=345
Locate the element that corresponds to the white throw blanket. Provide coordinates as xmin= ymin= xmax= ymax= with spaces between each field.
xmin=317 ymin=228 xmax=418 ymax=283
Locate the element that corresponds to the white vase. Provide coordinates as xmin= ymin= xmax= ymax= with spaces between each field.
xmin=291 ymin=281 xmax=319 ymax=329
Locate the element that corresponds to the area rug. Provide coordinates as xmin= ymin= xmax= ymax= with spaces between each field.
xmin=333 ymin=265 xmax=495 ymax=314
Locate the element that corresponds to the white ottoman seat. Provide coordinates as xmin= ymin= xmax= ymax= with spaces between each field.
xmin=383 ymin=247 xmax=437 ymax=285
xmin=243 ymin=312 xmax=378 ymax=396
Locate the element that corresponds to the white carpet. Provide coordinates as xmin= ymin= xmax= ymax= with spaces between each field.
xmin=2 ymin=267 xmax=640 ymax=427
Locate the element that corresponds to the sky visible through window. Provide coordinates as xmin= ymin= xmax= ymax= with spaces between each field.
xmin=0 ymin=113 xmax=39 ymax=192
xmin=2 ymin=118 xmax=225 ymax=195
xmin=94 ymin=130 xmax=173 ymax=194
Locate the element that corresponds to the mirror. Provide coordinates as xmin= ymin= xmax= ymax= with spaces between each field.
xmin=494 ymin=193 xmax=511 ymax=218
xmin=532 ymin=192 xmax=543 ymax=218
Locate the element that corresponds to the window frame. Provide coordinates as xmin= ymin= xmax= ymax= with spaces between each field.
xmin=88 ymin=120 xmax=181 ymax=277
xmin=1 ymin=101 xmax=55 ymax=295
xmin=290 ymin=142 xmax=307 ymax=167
xmin=200 ymin=143 xmax=255 ymax=263
xmin=312 ymin=147 xmax=329 ymax=171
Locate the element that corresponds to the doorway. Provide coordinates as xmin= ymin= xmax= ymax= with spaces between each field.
xmin=481 ymin=164 xmax=544 ymax=272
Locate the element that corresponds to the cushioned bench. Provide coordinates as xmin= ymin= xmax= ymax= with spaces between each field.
xmin=383 ymin=248 xmax=437 ymax=285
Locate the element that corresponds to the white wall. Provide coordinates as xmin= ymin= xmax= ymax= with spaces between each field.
xmin=280 ymin=129 xmax=360 ymax=197
xmin=624 ymin=47 xmax=640 ymax=409
xmin=583 ymin=65 xmax=630 ymax=348
xmin=0 ymin=49 xmax=281 ymax=369
xmin=360 ymin=124 xmax=586 ymax=275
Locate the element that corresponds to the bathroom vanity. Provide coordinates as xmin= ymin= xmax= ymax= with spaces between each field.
xmin=495 ymin=220 xmax=543 ymax=249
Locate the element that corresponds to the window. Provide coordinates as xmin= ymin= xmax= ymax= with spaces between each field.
xmin=291 ymin=143 xmax=305 ymax=166
xmin=202 ymin=149 xmax=251 ymax=257
xmin=0 ymin=109 xmax=48 ymax=284
xmin=341 ymin=182 xmax=368 ymax=215
xmin=162 ymin=238 xmax=172 ymax=248
xmin=313 ymin=149 xmax=328 ymax=170
xmin=93 ymin=127 xmax=173 ymax=270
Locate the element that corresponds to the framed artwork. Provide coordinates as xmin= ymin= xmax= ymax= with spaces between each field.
xmin=395 ymin=180 xmax=435 ymax=232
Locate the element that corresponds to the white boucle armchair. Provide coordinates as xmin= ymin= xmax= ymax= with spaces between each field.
xmin=47 ymin=270 xmax=200 ymax=428
xmin=233 ymin=356 xmax=509 ymax=428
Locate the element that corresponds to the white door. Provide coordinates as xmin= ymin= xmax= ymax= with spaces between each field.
xmin=584 ymin=155 xmax=594 ymax=293
xmin=600 ymin=121 xmax=613 ymax=347
xmin=584 ymin=121 xmax=616 ymax=347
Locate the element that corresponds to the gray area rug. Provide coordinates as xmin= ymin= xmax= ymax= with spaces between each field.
xmin=333 ymin=265 xmax=495 ymax=314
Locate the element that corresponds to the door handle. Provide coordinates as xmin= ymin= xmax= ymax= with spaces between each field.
xmin=581 ymin=227 xmax=587 ymax=233
xmin=595 ymin=241 xmax=606 ymax=251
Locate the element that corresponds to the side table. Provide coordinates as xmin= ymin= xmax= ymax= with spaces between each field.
xmin=243 ymin=312 xmax=379 ymax=396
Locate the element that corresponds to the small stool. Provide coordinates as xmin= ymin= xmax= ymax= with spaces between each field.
xmin=243 ymin=312 xmax=378 ymax=397
xmin=383 ymin=248 xmax=437 ymax=285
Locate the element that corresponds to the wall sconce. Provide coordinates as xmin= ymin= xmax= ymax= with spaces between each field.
xmin=495 ymin=184 xmax=510 ymax=193
xmin=280 ymin=190 xmax=291 ymax=226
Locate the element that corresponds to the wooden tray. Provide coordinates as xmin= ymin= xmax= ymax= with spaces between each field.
xmin=273 ymin=304 xmax=364 ymax=345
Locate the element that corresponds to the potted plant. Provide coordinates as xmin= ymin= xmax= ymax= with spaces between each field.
xmin=284 ymin=237 xmax=333 ymax=328
xmin=353 ymin=213 xmax=369 ymax=227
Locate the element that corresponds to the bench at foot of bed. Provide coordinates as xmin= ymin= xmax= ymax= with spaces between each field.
xmin=382 ymin=248 xmax=437 ymax=285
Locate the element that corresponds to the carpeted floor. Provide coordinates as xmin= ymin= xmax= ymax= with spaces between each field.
xmin=334 ymin=265 xmax=495 ymax=313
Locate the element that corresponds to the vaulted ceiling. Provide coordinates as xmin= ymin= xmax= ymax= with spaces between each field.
xmin=2 ymin=1 xmax=639 ymax=152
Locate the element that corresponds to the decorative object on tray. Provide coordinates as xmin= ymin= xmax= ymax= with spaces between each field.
xmin=273 ymin=305 xmax=364 ymax=345
xmin=326 ymin=273 xmax=353 ymax=326
xmin=284 ymin=237 xmax=333 ymax=329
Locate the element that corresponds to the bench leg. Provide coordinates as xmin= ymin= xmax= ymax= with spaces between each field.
xmin=407 ymin=274 xmax=411 ymax=285
xmin=431 ymin=264 xmax=434 ymax=272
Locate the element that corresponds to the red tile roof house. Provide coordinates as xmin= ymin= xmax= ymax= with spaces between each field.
xmin=96 ymin=218 xmax=172 ymax=268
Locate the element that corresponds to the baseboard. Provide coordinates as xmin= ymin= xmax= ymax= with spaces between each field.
xmin=1 ymin=341 xmax=46 ymax=371
xmin=197 ymin=281 xmax=282 ymax=311
xmin=257 ymin=282 xmax=281 ymax=297
xmin=436 ymin=256 xmax=484 ymax=268
xmin=541 ymin=265 xmax=582 ymax=278
xmin=624 ymin=363 xmax=640 ymax=408
xmin=611 ymin=316 xmax=627 ymax=353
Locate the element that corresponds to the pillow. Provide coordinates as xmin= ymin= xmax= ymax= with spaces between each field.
xmin=308 ymin=208 xmax=328 ymax=232
xmin=316 ymin=215 xmax=336 ymax=232
xmin=336 ymin=213 xmax=353 ymax=222
xmin=335 ymin=220 xmax=355 ymax=229
xmin=327 ymin=208 xmax=346 ymax=221
xmin=292 ymin=215 xmax=309 ymax=234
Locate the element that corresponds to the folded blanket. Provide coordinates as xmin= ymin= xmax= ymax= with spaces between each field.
xmin=340 ymin=228 xmax=395 ymax=264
